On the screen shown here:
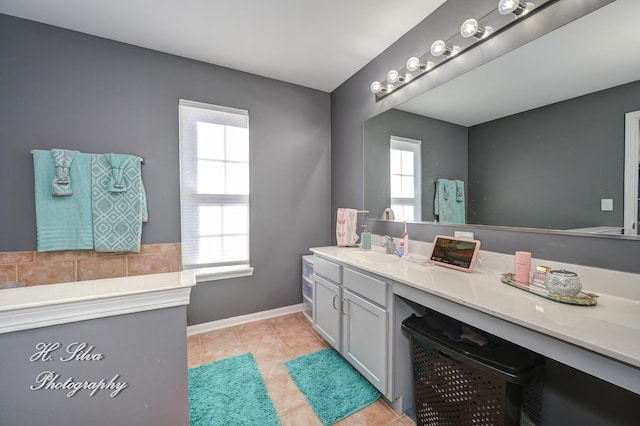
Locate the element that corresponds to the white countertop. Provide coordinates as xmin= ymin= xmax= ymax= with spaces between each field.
xmin=310 ymin=245 xmax=640 ymax=369
xmin=0 ymin=270 xmax=196 ymax=334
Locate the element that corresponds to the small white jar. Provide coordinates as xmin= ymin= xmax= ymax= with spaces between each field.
xmin=544 ymin=269 xmax=582 ymax=296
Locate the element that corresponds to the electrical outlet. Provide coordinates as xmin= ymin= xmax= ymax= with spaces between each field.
xmin=454 ymin=231 xmax=474 ymax=240
xmin=601 ymin=199 xmax=613 ymax=211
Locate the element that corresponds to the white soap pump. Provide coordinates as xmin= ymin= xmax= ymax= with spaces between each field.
xmin=360 ymin=225 xmax=371 ymax=250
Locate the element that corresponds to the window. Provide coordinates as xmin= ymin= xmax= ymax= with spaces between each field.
xmin=179 ymin=99 xmax=252 ymax=280
xmin=390 ymin=136 xmax=422 ymax=221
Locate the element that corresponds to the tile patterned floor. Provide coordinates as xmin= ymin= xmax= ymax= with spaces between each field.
xmin=187 ymin=312 xmax=416 ymax=426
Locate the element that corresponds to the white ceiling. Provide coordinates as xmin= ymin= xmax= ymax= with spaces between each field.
xmin=3 ymin=0 xmax=637 ymax=119
xmin=0 ymin=0 xmax=447 ymax=92
xmin=398 ymin=0 xmax=640 ymax=126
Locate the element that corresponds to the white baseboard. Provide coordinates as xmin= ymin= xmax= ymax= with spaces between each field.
xmin=187 ymin=303 xmax=303 ymax=336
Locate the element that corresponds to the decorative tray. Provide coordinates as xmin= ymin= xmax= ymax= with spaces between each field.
xmin=501 ymin=273 xmax=598 ymax=306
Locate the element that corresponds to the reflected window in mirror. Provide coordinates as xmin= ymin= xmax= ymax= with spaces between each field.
xmin=390 ymin=136 xmax=422 ymax=221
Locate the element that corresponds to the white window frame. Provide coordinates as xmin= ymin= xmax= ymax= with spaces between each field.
xmin=178 ymin=99 xmax=253 ymax=282
xmin=390 ymin=135 xmax=422 ymax=221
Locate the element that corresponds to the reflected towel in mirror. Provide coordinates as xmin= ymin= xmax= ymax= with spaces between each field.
xmin=435 ymin=179 xmax=466 ymax=224
xmin=380 ymin=207 xmax=395 ymax=221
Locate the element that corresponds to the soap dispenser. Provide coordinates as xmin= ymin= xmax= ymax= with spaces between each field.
xmin=402 ymin=222 xmax=409 ymax=258
xmin=360 ymin=225 xmax=371 ymax=250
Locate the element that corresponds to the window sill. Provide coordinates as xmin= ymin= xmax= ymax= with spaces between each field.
xmin=194 ymin=265 xmax=254 ymax=283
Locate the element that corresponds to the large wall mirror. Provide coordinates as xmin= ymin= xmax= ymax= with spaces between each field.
xmin=364 ymin=0 xmax=640 ymax=238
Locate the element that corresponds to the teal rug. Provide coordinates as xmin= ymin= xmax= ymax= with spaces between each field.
xmin=188 ymin=353 xmax=280 ymax=426
xmin=285 ymin=348 xmax=380 ymax=425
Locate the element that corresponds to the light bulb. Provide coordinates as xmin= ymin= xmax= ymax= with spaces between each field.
xmin=386 ymin=70 xmax=403 ymax=84
xmin=370 ymin=81 xmax=382 ymax=94
xmin=498 ymin=0 xmax=534 ymax=16
xmin=461 ymin=18 xmax=494 ymax=39
xmin=406 ymin=57 xmax=422 ymax=72
xmin=498 ymin=0 xmax=518 ymax=14
xmin=430 ymin=40 xmax=447 ymax=56
xmin=460 ymin=19 xmax=479 ymax=38
xmin=431 ymin=40 xmax=460 ymax=57
xmin=406 ymin=57 xmax=434 ymax=73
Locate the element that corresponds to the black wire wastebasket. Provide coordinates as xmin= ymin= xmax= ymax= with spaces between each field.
xmin=402 ymin=313 xmax=544 ymax=426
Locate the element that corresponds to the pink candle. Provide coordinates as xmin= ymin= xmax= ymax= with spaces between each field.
xmin=515 ymin=251 xmax=532 ymax=284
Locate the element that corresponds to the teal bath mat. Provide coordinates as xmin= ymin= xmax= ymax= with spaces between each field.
xmin=285 ymin=348 xmax=380 ymax=425
xmin=188 ymin=353 xmax=280 ymax=426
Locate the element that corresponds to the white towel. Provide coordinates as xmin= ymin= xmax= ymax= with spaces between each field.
xmin=381 ymin=207 xmax=395 ymax=221
xmin=336 ymin=208 xmax=359 ymax=247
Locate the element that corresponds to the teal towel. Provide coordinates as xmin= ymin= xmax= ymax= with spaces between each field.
xmin=106 ymin=153 xmax=129 ymax=193
xmin=434 ymin=178 xmax=453 ymax=223
xmin=33 ymin=149 xmax=94 ymax=251
xmin=92 ymin=154 xmax=147 ymax=252
xmin=453 ymin=179 xmax=466 ymax=224
xmin=51 ymin=149 xmax=78 ymax=196
xmin=435 ymin=179 xmax=466 ymax=224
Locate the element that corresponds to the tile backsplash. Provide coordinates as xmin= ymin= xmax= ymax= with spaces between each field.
xmin=0 ymin=243 xmax=181 ymax=287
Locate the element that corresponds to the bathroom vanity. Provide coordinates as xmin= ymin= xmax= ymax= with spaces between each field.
xmin=0 ymin=271 xmax=195 ymax=426
xmin=310 ymin=244 xmax=640 ymax=420
xmin=313 ymin=255 xmax=390 ymax=394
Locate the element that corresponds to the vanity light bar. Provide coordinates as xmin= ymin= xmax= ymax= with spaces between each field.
xmin=370 ymin=0 xmax=556 ymax=99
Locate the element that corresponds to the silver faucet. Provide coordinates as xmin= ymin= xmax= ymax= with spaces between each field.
xmin=382 ymin=235 xmax=395 ymax=254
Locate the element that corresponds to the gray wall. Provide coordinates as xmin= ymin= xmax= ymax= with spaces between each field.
xmin=333 ymin=0 xmax=639 ymax=423
xmin=469 ymin=79 xmax=640 ymax=229
xmin=0 ymin=14 xmax=332 ymax=325
xmin=364 ymin=109 xmax=467 ymax=221
xmin=539 ymin=360 xmax=640 ymax=426
xmin=0 ymin=307 xmax=189 ymax=426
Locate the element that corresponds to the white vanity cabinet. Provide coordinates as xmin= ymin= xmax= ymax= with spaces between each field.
xmin=312 ymin=255 xmax=390 ymax=395
xmin=313 ymin=274 xmax=342 ymax=349
xmin=313 ymin=256 xmax=343 ymax=350
xmin=342 ymin=268 xmax=389 ymax=394
xmin=311 ymin=245 xmax=640 ymax=423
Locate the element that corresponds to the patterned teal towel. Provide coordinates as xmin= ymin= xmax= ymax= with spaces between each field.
xmin=453 ymin=179 xmax=466 ymax=224
xmin=106 ymin=153 xmax=129 ymax=192
xmin=91 ymin=154 xmax=147 ymax=252
xmin=33 ymin=149 xmax=94 ymax=251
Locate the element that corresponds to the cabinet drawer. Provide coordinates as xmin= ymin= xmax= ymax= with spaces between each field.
xmin=302 ymin=255 xmax=314 ymax=280
xmin=343 ymin=267 xmax=388 ymax=307
xmin=302 ymin=276 xmax=313 ymax=300
xmin=302 ymin=298 xmax=312 ymax=322
xmin=314 ymin=256 xmax=342 ymax=283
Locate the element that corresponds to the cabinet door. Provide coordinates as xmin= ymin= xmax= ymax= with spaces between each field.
xmin=342 ymin=289 xmax=388 ymax=395
xmin=313 ymin=275 xmax=341 ymax=351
